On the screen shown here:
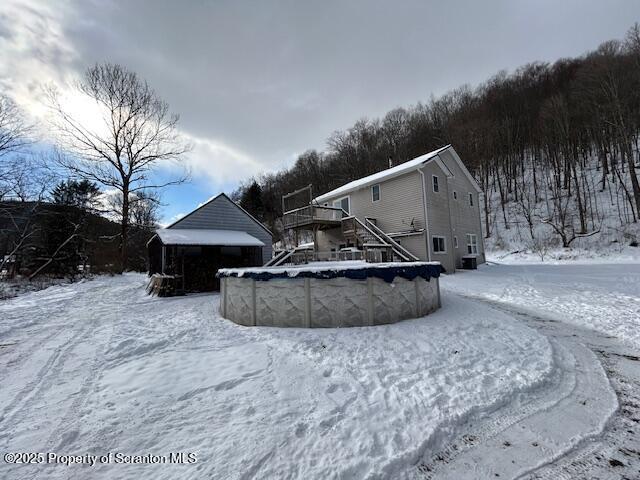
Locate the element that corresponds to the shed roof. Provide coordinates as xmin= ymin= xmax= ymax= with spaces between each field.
xmin=155 ymin=228 xmax=265 ymax=246
xmin=166 ymin=193 xmax=273 ymax=237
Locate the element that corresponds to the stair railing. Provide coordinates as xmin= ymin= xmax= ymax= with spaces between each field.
xmin=364 ymin=219 xmax=420 ymax=262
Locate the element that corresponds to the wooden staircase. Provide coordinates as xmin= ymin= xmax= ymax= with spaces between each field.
xmin=341 ymin=216 xmax=419 ymax=262
xmin=266 ymin=212 xmax=420 ymax=267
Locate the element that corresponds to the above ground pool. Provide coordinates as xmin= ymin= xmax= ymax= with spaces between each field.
xmin=216 ymin=261 xmax=443 ymax=328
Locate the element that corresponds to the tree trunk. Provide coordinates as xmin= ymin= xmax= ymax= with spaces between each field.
xmin=120 ymin=184 xmax=130 ymax=272
xmin=626 ymin=147 xmax=640 ymax=217
xmin=571 ymin=161 xmax=587 ymax=234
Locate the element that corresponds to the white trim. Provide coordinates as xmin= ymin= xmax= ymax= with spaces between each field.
xmin=447 ymin=148 xmax=483 ymax=193
xmin=371 ymin=183 xmax=380 ymax=203
xmin=333 ymin=195 xmax=351 ymax=214
xmin=432 ymin=235 xmax=447 ymax=254
xmin=418 ymin=168 xmax=432 ymax=262
xmin=432 ymin=175 xmax=439 ymax=193
xmin=466 ymin=233 xmax=478 ymax=255
xmin=145 ymin=233 xmax=158 ymax=248
xmin=434 ymin=154 xmax=454 ymax=177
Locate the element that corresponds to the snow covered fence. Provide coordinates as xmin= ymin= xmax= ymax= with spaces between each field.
xmin=216 ymin=262 xmax=443 ymax=327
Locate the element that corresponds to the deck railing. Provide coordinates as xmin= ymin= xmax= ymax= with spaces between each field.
xmin=282 ymin=205 xmax=344 ymax=229
xmin=287 ymin=249 xmax=364 ymax=264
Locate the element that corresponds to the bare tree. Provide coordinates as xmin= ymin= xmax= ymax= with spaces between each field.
xmin=0 ymin=95 xmax=33 ymax=198
xmin=0 ymin=94 xmax=32 ymax=157
xmin=48 ymin=63 xmax=191 ymax=271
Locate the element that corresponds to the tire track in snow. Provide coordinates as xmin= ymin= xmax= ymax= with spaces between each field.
xmin=411 ymin=297 xmax=621 ymax=480
xmin=0 ymin=280 xmax=126 ymax=459
xmin=522 ymin=345 xmax=640 ymax=479
xmin=0 ymin=319 xmax=95 ymax=438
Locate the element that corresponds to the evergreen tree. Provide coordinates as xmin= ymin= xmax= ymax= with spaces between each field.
xmin=51 ymin=179 xmax=100 ymax=211
xmin=239 ymin=181 xmax=265 ymax=221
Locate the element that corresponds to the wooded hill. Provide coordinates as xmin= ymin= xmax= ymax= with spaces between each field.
xmin=234 ymin=25 xmax=640 ymax=253
xmin=0 ymin=201 xmax=153 ymax=277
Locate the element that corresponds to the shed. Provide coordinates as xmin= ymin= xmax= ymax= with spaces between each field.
xmin=147 ymin=193 xmax=272 ymax=292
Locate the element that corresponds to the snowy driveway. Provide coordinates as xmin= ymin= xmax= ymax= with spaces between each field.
xmin=0 ymin=273 xmax=551 ymax=479
xmin=441 ymin=262 xmax=640 ymax=349
xmin=0 ymin=264 xmax=638 ymax=479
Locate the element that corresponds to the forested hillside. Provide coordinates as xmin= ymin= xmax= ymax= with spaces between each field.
xmin=235 ymin=26 xmax=640 ymax=258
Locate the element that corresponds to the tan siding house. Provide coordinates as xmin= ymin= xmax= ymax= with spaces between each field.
xmin=314 ymin=145 xmax=484 ymax=272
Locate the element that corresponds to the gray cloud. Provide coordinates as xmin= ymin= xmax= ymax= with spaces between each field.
xmin=2 ymin=0 xmax=640 ymax=184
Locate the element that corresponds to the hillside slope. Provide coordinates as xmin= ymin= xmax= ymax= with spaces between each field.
xmin=482 ymin=155 xmax=640 ymax=263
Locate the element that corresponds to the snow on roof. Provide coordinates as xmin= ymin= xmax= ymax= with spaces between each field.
xmin=315 ymin=145 xmax=451 ymax=202
xmin=155 ymin=229 xmax=265 ymax=247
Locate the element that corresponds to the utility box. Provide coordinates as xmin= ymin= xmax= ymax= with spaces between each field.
xmin=462 ymin=255 xmax=478 ymax=270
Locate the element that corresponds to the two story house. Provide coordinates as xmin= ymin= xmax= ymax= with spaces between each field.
xmin=310 ymin=145 xmax=484 ymax=272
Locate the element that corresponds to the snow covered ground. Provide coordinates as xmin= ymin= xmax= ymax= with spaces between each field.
xmin=442 ymin=262 xmax=640 ymax=349
xmin=0 ymin=276 xmax=79 ymax=300
xmin=1 ymin=262 xmax=638 ymax=479
xmin=0 ymin=273 xmax=552 ymax=479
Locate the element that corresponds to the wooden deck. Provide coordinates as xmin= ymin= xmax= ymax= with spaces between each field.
xmin=282 ymin=205 xmax=344 ymax=230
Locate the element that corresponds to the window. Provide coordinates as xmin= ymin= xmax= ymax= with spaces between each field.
xmin=432 ymin=236 xmax=446 ymax=253
xmin=432 ymin=175 xmax=439 ymax=192
xmin=469 ymin=193 xmax=474 ymax=207
xmin=333 ymin=196 xmax=350 ymax=215
xmin=453 ymin=191 xmax=457 ymax=200
xmin=454 ymin=236 xmax=458 ymax=248
xmin=466 ymin=234 xmax=478 ymax=255
xmin=371 ymin=184 xmax=380 ymax=202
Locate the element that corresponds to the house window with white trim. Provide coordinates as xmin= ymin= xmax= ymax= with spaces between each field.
xmin=469 ymin=193 xmax=474 ymax=207
xmin=466 ymin=233 xmax=478 ymax=254
xmin=371 ymin=184 xmax=380 ymax=202
xmin=432 ymin=175 xmax=439 ymax=193
xmin=432 ymin=236 xmax=446 ymax=253
xmin=453 ymin=191 xmax=457 ymax=200
xmin=333 ymin=196 xmax=350 ymax=215
xmin=454 ymin=236 xmax=458 ymax=249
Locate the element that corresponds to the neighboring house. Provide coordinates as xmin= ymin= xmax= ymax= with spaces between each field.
xmin=283 ymin=145 xmax=484 ymax=272
xmin=148 ymin=193 xmax=272 ymax=291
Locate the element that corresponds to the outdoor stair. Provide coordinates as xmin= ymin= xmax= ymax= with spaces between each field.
xmin=341 ymin=215 xmax=419 ymax=263
xmin=268 ymin=212 xmax=420 ymax=267
xmin=263 ymin=249 xmax=292 ymax=267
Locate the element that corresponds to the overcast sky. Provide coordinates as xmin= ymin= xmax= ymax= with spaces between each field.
xmin=2 ymin=0 xmax=640 ymax=223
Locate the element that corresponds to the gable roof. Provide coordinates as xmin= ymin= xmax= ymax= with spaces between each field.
xmin=156 ymin=228 xmax=264 ymax=246
xmin=447 ymin=148 xmax=483 ymax=193
xmin=314 ymin=145 xmax=452 ymax=203
xmin=167 ymin=192 xmax=272 ymax=236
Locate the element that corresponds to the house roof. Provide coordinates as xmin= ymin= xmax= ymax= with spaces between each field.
xmin=155 ymin=228 xmax=265 ymax=247
xmin=314 ymin=145 xmax=452 ymax=203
